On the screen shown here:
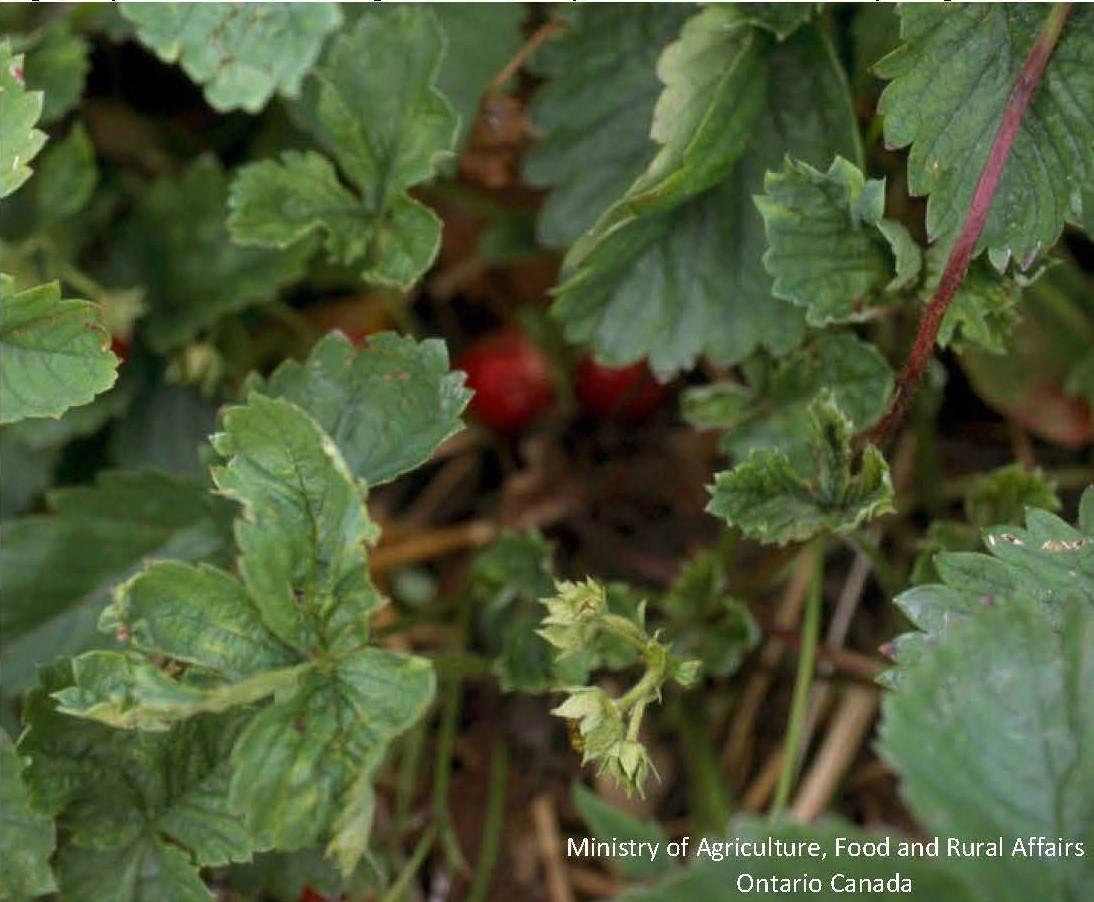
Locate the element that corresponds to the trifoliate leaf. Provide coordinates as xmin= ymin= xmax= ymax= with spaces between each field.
xmin=884 ymin=488 xmax=1093 ymax=682
xmin=880 ymin=599 xmax=1094 ymax=902
xmin=36 ymin=123 xmax=97 ymax=225
xmin=876 ymin=5 xmax=1094 ymax=266
xmin=617 ymin=818 xmax=975 ymax=901
xmin=250 ymin=331 xmax=470 ymax=487
xmin=552 ymin=11 xmax=861 ymax=375
xmin=524 ymin=5 xmax=690 ymax=249
xmin=432 ymin=3 xmax=526 ymax=151
xmin=229 ymin=8 xmax=457 ymax=289
xmin=963 ymin=463 xmax=1060 ymax=527
xmin=683 ymin=331 xmax=894 ymax=471
xmin=113 ymin=157 xmax=311 ymax=353
xmin=0 ymin=275 xmax=117 ymax=424
xmin=0 ymin=470 xmax=235 ymax=694
xmin=22 ymin=20 xmax=90 ymax=124
xmin=932 ymin=247 xmax=1021 ymax=354
xmin=0 ymin=41 xmax=46 ymax=199
xmin=61 ymin=396 xmax=434 ymax=873
xmin=0 ymin=727 xmax=56 ymax=900
xmin=756 ymin=156 xmax=921 ymax=326
xmin=119 ymin=2 xmax=341 ymax=113
xmin=708 ymin=393 xmax=894 ymax=544
xmin=20 ymin=661 xmax=253 ymax=899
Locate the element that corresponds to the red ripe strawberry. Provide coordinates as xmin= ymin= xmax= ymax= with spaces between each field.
xmin=455 ymin=327 xmax=556 ymax=432
xmin=296 ymin=887 xmax=333 ymax=902
xmin=574 ymin=357 xmax=666 ymax=422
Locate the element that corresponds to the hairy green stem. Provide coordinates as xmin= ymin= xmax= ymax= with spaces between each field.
xmin=466 ymin=737 xmax=509 ymax=902
xmin=381 ymin=823 xmax=437 ymax=902
xmin=771 ymin=540 xmax=824 ymax=818
xmin=432 ymin=678 xmax=468 ymax=873
xmin=394 ymin=718 xmax=428 ymax=840
xmin=871 ymin=3 xmax=1073 ymax=447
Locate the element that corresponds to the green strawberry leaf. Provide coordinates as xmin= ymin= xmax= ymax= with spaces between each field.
xmin=22 ymin=20 xmax=90 ymax=124
xmin=707 ymin=392 xmax=894 ymax=544
xmin=0 ymin=470 xmax=235 ymax=695
xmin=20 ymin=660 xmax=254 ymax=900
xmin=469 ymin=530 xmax=585 ymax=693
xmin=880 ymin=599 xmax=1094 ymax=902
xmin=931 ymin=247 xmax=1022 ymax=354
xmin=36 ymin=123 xmax=98 ymax=226
xmin=659 ymin=551 xmax=759 ymax=679
xmin=250 ymin=331 xmax=470 ymax=487
xmin=0 ymin=275 xmax=118 ymax=424
xmin=683 ymin=331 xmax=893 ymax=471
xmin=963 ymin=463 xmax=1061 ymax=527
xmin=229 ymin=8 xmax=457 ymax=289
xmin=524 ymin=5 xmax=690 ymax=249
xmin=756 ymin=156 xmax=921 ymax=326
xmin=552 ymin=9 xmax=861 ymax=375
xmin=119 ymin=2 xmax=341 ymax=113
xmin=59 ymin=395 xmax=434 ymax=874
xmin=0 ymin=727 xmax=57 ymax=900
xmin=883 ymin=486 xmax=1093 ymax=683
xmin=0 ymin=41 xmax=47 ymax=199
xmin=876 ymin=5 xmax=1094 ymax=267
xmin=111 ymin=156 xmax=311 ymax=353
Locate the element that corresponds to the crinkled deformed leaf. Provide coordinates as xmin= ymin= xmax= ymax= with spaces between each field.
xmin=0 ymin=275 xmax=117 ymax=424
xmin=880 ymin=599 xmax=1094 ymax=902
xmin=61 ymin=396 xmax=434 ymax=874
xmin=524 ymin=4 xmax=690 ymax=249
xmin=0 ymin=470 xmax=235 ymax=695
xmin=0 ymin=727 xmax=56 ymax=899
xmin=659 ymin=551 xmax=759 ymax=679
xmin=876 ymin=4 xmax=1094 ymax=266
xmin=432 ymin=3 xmax=526 ymax=151
xmin=120 ymin=2 xmax=341 ymax=113
xmin=210 ymin=394 xmax=382 ymax=654
xmin=756 ymin=156 xmax=921 ymax=325
xmin=931 ymin=248 xmax=1021 ymax=354
xmin=229 ymin=8 xmax=457 ymax=289
xmin=20 ymin=661 xmax=254 ymax=899
xmin=115 ymin=156 xmax=311 ymax=353
xmin=22 ymin=19 xmax=90 ymax=124
xmin=883 ymin=487 xmax=1093 ymax=683
xmin=250 ymin=331 xmax=470 ymax=487
xmin=617 ymin=817 xmax=975 ymax=901
xmin=683 ymin=331 xmax=893 ymax=470
xmin=707 ymin=393 xmax=894 ymax=544
xmin=553 ymin=10 xmax=861 ymax=375
xmin=964 ymin=462 xmax=1060 ymax=527
xmin=469 ymin=531 xmax=588 ymax=692
xmin=0 ymin=41 xmax=46 ymax=199
xmin=228 ymin=650 xmax=433 ymax=866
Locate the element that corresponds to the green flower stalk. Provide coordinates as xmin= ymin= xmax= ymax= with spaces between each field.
xmin=539 ymin=579 xmax=701 ymax=796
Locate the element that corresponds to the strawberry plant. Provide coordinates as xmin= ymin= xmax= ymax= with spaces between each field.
xmin=1 ymin=4 xmax=1093 ymax=902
